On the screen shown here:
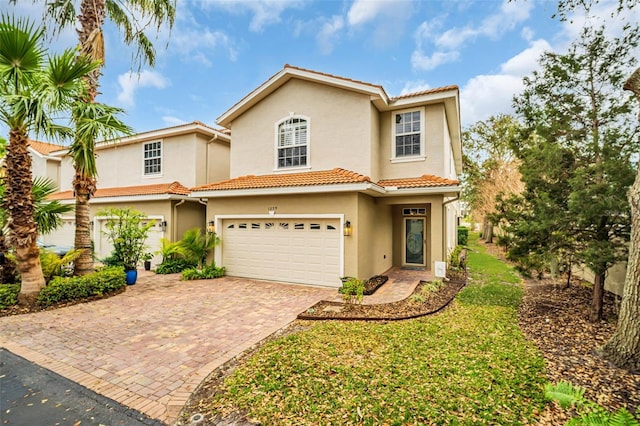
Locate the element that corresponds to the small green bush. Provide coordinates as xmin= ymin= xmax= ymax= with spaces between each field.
xmin=36 ymin=266 xmax=126 ymax=307
xmin=181 ymin=264 xmax=226 ymax=280
xmin=156 ymin=258 xmax=198 ymax=274
xmin=449 ymin=245 xmax=467 ymax=270
xmin=0 ymin=284 xmax=19 ymax=309
xmin=340 ymin=277 xmax=364 ymax=304
xmin=457 ymin=226 xmax=469 ymax=245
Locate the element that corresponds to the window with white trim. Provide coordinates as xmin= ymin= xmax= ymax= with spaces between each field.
xmin=393 ymin=110 xmax=423 ymax=158
xmin=276 ymin=116 xmax=308 ymax=169
xmin=143 ymin=141 xmax=162 ymax=175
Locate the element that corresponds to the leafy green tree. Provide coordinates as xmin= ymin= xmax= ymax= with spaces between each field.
xmin=462 ymin=114 xmax=524 ymax=242
xmin=24 ymin=0 xmax=176 ymax=275
xmin=512 ymin=24 xmax=639 ymax=321
xmin=97 ymin=208 xmax=154 ymax=271
xmin=0 ymin=15 xmax=97 ymax=303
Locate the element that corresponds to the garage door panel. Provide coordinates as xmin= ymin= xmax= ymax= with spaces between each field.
xmin=222 ymin=218 xmax=341 ymax=287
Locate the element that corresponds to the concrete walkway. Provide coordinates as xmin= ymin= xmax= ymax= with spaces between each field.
xmin=0 ymin=273 xmax=336 ymax=424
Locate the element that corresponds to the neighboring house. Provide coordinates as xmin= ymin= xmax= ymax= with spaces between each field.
xmin=38 ymin=121 xmax=230 ymax=266
xmin=191 ymin=65 xmax=462 ymax=287
xmin=28 ymin=140 xmax=65 ymax=184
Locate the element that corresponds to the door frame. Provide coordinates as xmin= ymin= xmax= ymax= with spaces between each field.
xmin=402 ymin=216 xmax=427 ymax=267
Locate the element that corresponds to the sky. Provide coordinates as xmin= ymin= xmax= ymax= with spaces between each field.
xmin=2 ymin=0 xmax=638 ymax=136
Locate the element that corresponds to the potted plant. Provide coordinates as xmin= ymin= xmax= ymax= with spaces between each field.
xmin=142 ymin=252 xmax=153 ymax=271
xmin=98 ymin=208 xmax=155 ymax=285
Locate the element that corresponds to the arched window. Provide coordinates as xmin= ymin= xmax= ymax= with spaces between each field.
xmin=276 ymin=116 xmax=308 ymax=169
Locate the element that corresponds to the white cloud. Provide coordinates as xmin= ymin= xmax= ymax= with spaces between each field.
xmin=202 ymin=0 xmax=305 ymax=32
xmin=413 ymin=0 xmax=534 ymax=72
xmin=162 ymin=116 xmax=188 ymax=127
xmin=411 ymin=50 xmax=460 ymax=71
xmin=400 ymin=80 xmax=431 ymax=96
xmin=117 ymin=70 xmax=169 ymax=107
xmin=317 ymin=15 xmax=344 ymax=55
xmin=460 ymin=38 xmax=552 ymax=126
xmin=347 ymin=0 xmax=394 ymax=26
xmin=171 ymin=27 xmax=238 ymax=66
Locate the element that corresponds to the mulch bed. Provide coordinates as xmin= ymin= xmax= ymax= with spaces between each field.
xmin=483 ymin=241 xmax=640 ymax=424
xmin=363 ymin=275 xmax=388 ymax=295
xmin=298 ymin=279 xmax=466 ymax=321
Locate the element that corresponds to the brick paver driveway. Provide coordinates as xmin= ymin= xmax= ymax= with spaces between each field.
xmin=0 ymin=273 xmax=336 ymax=424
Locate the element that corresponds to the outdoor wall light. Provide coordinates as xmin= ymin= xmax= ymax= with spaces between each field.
xmin=207 ymin=220 xmax=215 ymax=234
xmin=268 ymin=206 xmax=277 ymax=216
xmin=160 ymin=220 xmax=167 ymax=231
xmin=344 ymin=220 xmax=353 ymax=237
xmin=89 ymin=220 xmax=94 ymax=231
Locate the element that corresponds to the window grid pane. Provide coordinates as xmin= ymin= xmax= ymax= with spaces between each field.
xmin=278 ymin=117 xmax=308 ymax=168
xmin=143 ymin=141 xmax=161 ymax=175
xmin=394 ymin=111 xmax=421 ymax=157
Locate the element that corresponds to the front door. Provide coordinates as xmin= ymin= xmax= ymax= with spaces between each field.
xmin=404 ymin=217 xmax=426 ymax=267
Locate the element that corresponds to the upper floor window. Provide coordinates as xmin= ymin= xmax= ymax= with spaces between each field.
xmin=393 ymin=109 xmax=424 ymax=160
xmin=143 ymin=141 xmax=162 ymax=175
xmin=276 ymin=116 xmax=308 ymax=169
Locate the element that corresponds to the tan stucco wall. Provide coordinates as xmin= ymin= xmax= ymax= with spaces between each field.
xmin=379 ymin=104 xmax=448 ymax=180
xmin=356 ymin=193 xmax=393 ymax=279
xmin=58 ymin=134 xmax=229 ymax=191
xmin=173 ymin=201 xmax=206 ymax=241
xmin=229 ymin=79 xmax=373 ymax=177
xmin=205 ymin=137 xmax=231 ymax=184
xmin=572 ymin=262 xmax=626 ymax=297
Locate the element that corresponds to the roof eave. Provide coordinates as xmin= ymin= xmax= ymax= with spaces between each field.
xmin=380 ymin=185 xmax=461 ymax=197
xmin=217 ymin=67 xmax=389 ymax=127
xmin=192 ymin=182 xmax=384 ymax=198
xmin=52 ymin=194 xmax=193 ymax=204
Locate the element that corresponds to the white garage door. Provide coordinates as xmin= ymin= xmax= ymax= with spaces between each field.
xmin=40 ymin=217 xmax=75 ymax=246
xmin=221 ymin=218 xmax=341 ymax=287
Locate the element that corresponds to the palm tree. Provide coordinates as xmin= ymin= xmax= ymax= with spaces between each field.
xmin=0 ymin=15 xmax=98 ymax=303
xmin=38 ymin=0 xmax=176 ymax=275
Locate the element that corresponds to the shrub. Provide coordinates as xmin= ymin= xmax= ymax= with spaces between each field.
xmin=457 ymin=226 xmax=469 ymax=245
xmin=545 ymin=381 xmax=639 ymax=425
xmin=448 ymin=245 xmax=467 ymax=270
xmin=36 ymin=266 xmax=126 ymax=307
xmin=0 ymin=284 xmax=19 ymax=309
xmin=98 ymin=208 xmax=154 ymax=270
xmin=181 ymin=265 xmax=226 ymax=281
xmin=156 ymin=258 xmax=198 ymax=274
xmin=40 ymin=248 xmax=82 ymax=283
xmin=340 ymin=277 xmax=364 ymax=304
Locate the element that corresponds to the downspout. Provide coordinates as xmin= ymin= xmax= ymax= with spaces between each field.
xmin=173 ymin=199 xmax=186 ymax=241
xmin=442 ymin=193 xmax=461 ymax=262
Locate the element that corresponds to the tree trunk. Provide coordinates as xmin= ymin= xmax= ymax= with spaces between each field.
xmin=4 ymin=128 xmax=46 ymax=303
xmin=73 ymin=178 xmax=94 ymax=275
xmin=590 ymin=271 xmax=605 ymax=322
xmin=72 ymin=0 xmax=105 ymax=275
xmin=485 ymin=220 xmax=494 ymax=243
xmin=600 ymin=67 xmax=640 ymax=370
xmin=601 ymin=168 xmax=640 ymax=369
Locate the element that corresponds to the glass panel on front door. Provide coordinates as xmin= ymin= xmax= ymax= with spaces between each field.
xmin=405 ymin=218 xmax=425 ymax=266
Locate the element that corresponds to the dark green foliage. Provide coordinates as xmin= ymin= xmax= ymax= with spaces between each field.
xmin=0 ymin=284 xmax=19 ymax=308
xmin=448 ymin=245 xmax=467 ymax=270
xmin=339 ymin=277 xmax=364 ymax=304
xmin=545 ymin=381 xmax=640 ymax=425
xmin=36 ymin=266 xmax=126 ymax=307
xmin=457 ymin=226 xmax=469 ymax=245
xmin=496 ymin=22 xmax=640 ymax=308
xmin=156 ymin=258 xmax=198 ymax=274
xmin=181 ymin=265 xmax=226 ymax=280
xmin=98 ymin=208 xmax=154 ymax=270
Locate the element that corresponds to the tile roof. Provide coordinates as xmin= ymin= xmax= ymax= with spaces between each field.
xmin=284 ymin=64 xmax=386 ymax=93
xmin=192 ymin=168 xmax=372 ymax=191
xmin=49 ymin=182 xmax=191 ymax=200
xmin=28 ymin=140 xmax=65 ymax=155
xmin=391 ymin=85 xmax=459 ymax=101
xmin=378 ymin=174 xmax=459 ymax=188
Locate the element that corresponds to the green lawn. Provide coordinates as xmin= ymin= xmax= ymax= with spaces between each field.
xmin=205 ymin=233 xmax=547 ymax=425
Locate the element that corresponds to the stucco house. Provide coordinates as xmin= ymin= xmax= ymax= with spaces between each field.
xmin=38 ymin=121 xmax=230 ymax=266
xmin=191 ymin=65 xmax=462 ymax=287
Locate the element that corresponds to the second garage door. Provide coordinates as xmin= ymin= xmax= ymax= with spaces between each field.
xmin=221 ymin=218 xmax=341 ymax=287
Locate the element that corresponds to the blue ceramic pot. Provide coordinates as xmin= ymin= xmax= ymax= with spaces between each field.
xmin=125 ymin=269 xmax=137 ymax=285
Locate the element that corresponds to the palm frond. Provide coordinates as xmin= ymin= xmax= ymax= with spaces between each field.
xmin=32 ymin=176 xmax=73 ymax=235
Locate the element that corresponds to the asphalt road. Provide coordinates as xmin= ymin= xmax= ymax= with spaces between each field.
xmin=0 ymin=348 xmax=165 ymax=426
